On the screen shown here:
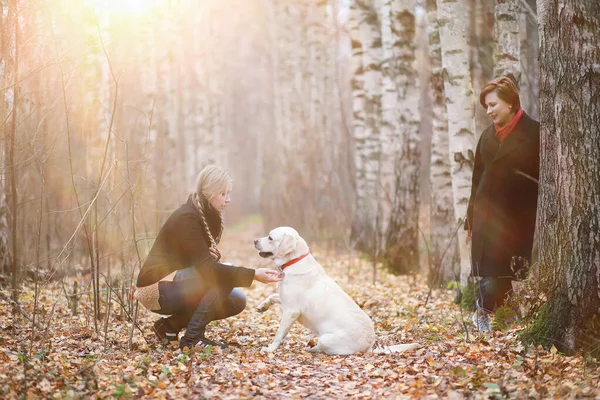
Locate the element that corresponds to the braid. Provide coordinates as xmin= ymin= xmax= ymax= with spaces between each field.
xmin=216 ymin=219 xmax=224 ymax=244
xmin=190 ymin=165 xmax=231 ymax=260
xmin=192 ymin=193 xmax=221 ymax=259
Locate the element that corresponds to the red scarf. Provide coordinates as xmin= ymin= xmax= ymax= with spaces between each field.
xmin=495 ymin=108 xmax=523 ymax=142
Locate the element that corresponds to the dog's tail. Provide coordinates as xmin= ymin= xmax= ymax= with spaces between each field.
xmin=373 ymin=343 xmax=422 ymax=354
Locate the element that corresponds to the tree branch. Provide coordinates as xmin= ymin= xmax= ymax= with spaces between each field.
xmin=0 ymin=291 xmax=45 ymax=330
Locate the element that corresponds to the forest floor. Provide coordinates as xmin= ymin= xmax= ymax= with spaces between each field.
xmin=1 ymin=219 xmax=599 ymax=399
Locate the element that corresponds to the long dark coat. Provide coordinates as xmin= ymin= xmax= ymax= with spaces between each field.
xmin=466 ymin=112 xmax=540 ymax=279
xmin=136 ymin=196 xmax=255 ymax=289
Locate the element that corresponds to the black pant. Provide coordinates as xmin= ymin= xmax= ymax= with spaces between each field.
xmin=477 ymin=277 xmax=513 ymax=313
xmin=154 ymin=266 xmax=246 ymax=337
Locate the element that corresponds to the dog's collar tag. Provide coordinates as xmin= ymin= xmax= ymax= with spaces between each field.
xmin=280 ymin=252 xmax=310 ymax=270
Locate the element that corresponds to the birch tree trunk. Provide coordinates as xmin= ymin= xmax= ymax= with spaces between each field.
xmin=378 ymin=0 xmax=399 ymax=246
xmin=152 ymin=18 xmax=168 ymax=226
xmin=208 ymin=5 xmax=227 ymax=168
xmin=330 ymin=0 xmax=357 ymax=238
xmin=164 ymin=8 xmax=179 ymax=204
xmin=150 ymin=7 xmax=181 ymax=223
xmin=471 ymin=0 xmax=495 ymax=136
xmin=0 ymin=2 xmax=12 ymax=275
xmin=6 ymin=0 xmax=21 ymax=304
xmin=350 ymin=0 xmax=383 ymax=254
xmin=135 ymin=14 xmax=158 ymax=236
xmin=436 ymin=0 xmax=477 ymax=290
xmin=193 ymin=2 xmax=217 ymax=169
xmin=260 ymin=0 xmax=290 ymax=230
xmin=172 ymin=8 xmax=187 ymax=185
xmin=519 ymin=8 xmax=539 ymax=118
xmin=522 ymin=0 xmax=600 ymax=355
xmin=493 ymin=0 xmax=520 ymax=81
xmin=425 ymin=0 xmax=458 ymax=284
xmin=383 ymin=0 xmax=421 ymax=274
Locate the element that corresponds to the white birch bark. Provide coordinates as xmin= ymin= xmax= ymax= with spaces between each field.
xmin=493 ymin=0 xmax=521 ymax=81
xmin=136 ymin=13 xmax=158 ymax=187
xmin=471 ymin=0 xmax=495 ymax=136
xmin=98 ymin=17 xmax=112 ymax=179
xmin=436 ymin=0 xmax=477 ymax=290
xmin=307 ymin=0 xmax=329 ymax=141
xmin=192 ymin=2 xmax=219 ymax=169
xmin=208 ymin=3 xmax=227 ymax=167
xmin=519 ymin=10 xmax=538 ymax=118
xmin=277 ymin=0 xmax=297 ymax=151
xmin=0 ymin=46 xmax=10 ymax=273
xmin=327 ymin=0 xmax=357 ymax=235
xmin=266 ymin=0 xmax=283 ymax=148
xmin=0 ymin=140 xmax=9 ymax=274
xmin=378 ymin=0 xmax=399 ymax=240
xmin=180 ymin=4 xmax=197 ymax=185
xmin=291 ymin=0 xmax=307 ymax=151
xmin=260 ymin=0 xmax=294 ymax=229
xmin=165 ymin=9 xmax=179 ymax=191
xmin=195 ymin=15 xmax=216 ymax=169
xmin=350 ymin=0 xmax=383 ymax=253
xmin=172 ymin=7 xmax=188 ymax=184
xmin=0 ymin=2 xmax=12 ymax=274
xmin=384 ymin=0 xmax=421 ymax=273
xmin=151 ymin=11 xmax=176 ymax=219
xmin=426 ymin=0 xmax=458 ymax=283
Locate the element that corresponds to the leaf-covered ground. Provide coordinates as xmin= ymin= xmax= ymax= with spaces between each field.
xmin=1 ymin=221 xmax=599 ymax=399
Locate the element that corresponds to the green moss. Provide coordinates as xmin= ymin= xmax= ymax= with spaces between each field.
xmin=519 ymin=298 xmax=562 ymax=349
xmin=521 ymin=296 xmax=600 ymax=357
xmin=492 ymin=305 xmax=517 ymax=331
xmin=460 ymin=282 xmax=478 ymax=312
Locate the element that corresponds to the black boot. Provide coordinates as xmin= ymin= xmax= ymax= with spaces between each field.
xmin=179 ymin=327 xmax=227 ymax=351
xmin=152 ymin=319 xmax=179 ymax=344
xmin=198 ymin=334 xmax=227 ymax=349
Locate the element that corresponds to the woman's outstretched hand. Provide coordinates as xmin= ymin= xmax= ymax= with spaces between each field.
xmin=254 ymin=268 xmax=284 ymax=284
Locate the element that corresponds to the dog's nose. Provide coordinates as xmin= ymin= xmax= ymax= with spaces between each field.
xmin=254 ymin=239 xmax=258 ymax=245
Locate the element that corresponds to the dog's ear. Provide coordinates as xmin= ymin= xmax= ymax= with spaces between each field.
xmin=276 ymin=232 xmax=297 ymax=257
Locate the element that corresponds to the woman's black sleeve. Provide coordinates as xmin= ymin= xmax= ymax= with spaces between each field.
xmin=466 ymin=135 xmax=484 ymax=230
xmin=177 ymin=213 xmax=256 ymax=287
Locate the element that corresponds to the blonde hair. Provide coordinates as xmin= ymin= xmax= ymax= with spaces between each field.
xmin=194 ymin=164 xmax=233 ymax=201
xmin=190 ymin=165 xmax=232 ymax=254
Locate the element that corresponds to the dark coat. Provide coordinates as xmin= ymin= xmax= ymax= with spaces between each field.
xmin=466 ymin=113 xmax=540 ymax=279
xmin=136 ymin=196 xmax=255 ymax=289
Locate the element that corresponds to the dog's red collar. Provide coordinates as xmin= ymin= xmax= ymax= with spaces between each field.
xmin=281 ymin=252 xmax=310 ymax=270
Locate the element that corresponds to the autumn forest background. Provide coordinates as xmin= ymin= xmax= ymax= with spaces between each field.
xmin=0 ymin=0 xmax=599 ymax=398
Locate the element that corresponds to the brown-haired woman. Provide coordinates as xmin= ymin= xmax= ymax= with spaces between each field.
xmin=465 ymin=76 xmax=540 ymax=332
xmin=134 ymin=165 xmax=282 ymax=350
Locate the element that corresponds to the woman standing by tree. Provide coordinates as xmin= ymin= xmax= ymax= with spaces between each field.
xmin=134 ymin=165 xmax=282 ymax=350
xmin=466 ymin=76 xmax=540 ymax=332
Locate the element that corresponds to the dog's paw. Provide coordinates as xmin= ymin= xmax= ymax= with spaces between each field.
xmin=265 ymin=343 xmax=279 ymax=353
xmin=255 ymin=303 xmax=269 ymax=313
xmin=307 ymin=345 xmax=320 ymax=353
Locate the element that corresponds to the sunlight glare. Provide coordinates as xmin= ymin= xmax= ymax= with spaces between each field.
xmin=82 ymin=0 xmax=160 ymax=16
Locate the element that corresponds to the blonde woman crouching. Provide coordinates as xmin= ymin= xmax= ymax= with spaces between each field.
xmin=134 ymin=165 xmax=281 ymax=350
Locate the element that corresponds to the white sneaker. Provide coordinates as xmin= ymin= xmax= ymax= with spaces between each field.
xmin=472 ymin=310 xmax=492 ymax=332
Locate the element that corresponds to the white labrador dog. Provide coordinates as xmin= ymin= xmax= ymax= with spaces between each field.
xmin=254 ymin=226 xmax=420 ymax=355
